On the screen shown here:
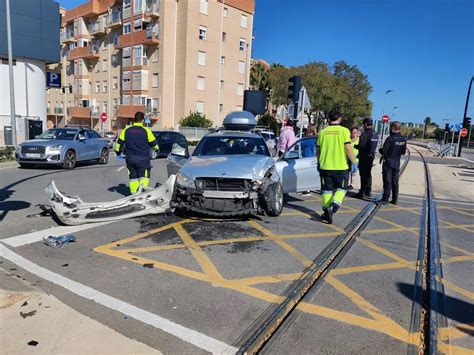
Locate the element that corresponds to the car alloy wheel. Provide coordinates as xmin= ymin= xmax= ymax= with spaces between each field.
xmin=64 ymin=150 xmax=76 ymax=169
xmin=99 ymin=148 xmax=109 ymax=164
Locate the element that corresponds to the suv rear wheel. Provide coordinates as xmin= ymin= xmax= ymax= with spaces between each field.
xmin=63 ymin=150 xmax=76 ymax=169
xmin=98 ymin=148 xmax=109 ymax=164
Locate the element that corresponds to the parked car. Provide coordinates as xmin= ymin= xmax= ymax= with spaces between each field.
xmin=166 ymin=111 xmax=320 ymax=217
xmin=103 ymin=131 xmax=117 ymax=149
xmin=259 ymin=130 xmax=278 ymax=156
xmin=151 ymin=131 xmax=188 ymax=158
xmin=15 ymin=127 xmax=109 ymax=169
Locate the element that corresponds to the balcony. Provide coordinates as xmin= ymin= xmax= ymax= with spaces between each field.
xmin=54 ymin=107 xmax=64 ymax=114
xmin=146 ymin=0 xmax=160 ymax=18
xmin=68 ymin=107 xmax=91 ymax=118
xmin=118 ymin=105 xmax=146 ymax=118
xmin=88 ymin=22 xmax=105 ymax=36
xmin=117 ymin=29 xmax=159 ymax=49
xmin=67 ymin=46 xmax=100 ymax=61
xmin=107 ymin=13 xmax=122 ymax=28
xmin=61 ymin=31 xmax=75 ymax=43
xmin=63 ymin=0 xmax=108 ymax=23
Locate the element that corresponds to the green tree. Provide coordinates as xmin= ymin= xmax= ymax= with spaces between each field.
xmin=250 ymin=62 xmax=270 ymax=91
xmin=423 ymin=116 xmax=432 ymax=138
xmin=257 ymin=114 xmax=280 ymax=135
xmin=180 ymin=111 xmax=213 ymax=128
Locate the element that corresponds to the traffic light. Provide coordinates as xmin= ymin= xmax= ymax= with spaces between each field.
xmin=445 ymin=123 xmax=450 ymax=133
xmin=464 ymin=116 xmax=471 ymax=127
xmin=288 ymin=76 xmax=301 ymax=103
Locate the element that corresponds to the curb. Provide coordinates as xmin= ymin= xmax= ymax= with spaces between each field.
xmin=0 ymin=161 xmax=18 ymax=169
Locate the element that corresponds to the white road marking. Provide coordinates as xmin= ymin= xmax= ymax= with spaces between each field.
xmin=117 ymin=166 xmax=126 ymax=172
xmin=0 ymin=244 xmax=237 ymax=354
xmin=1 ymin=222 xmax=112 ymax=247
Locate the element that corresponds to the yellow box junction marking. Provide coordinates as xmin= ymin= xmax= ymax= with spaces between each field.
xmin=93 ymin=202 xmax=474 ymax=352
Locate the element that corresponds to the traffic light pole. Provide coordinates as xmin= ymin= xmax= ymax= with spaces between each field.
xmin=458 ymin=76 xmax=473 ymax=157
xmin=6 ymin=0 xmax=17 ymax=147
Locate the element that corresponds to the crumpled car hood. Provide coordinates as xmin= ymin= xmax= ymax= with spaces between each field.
xmin=180 ymin=155 xmax=275 ymax=180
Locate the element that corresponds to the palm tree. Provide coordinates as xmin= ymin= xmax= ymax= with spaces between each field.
xmin=250 ymin=62 xmax=269 ymax=91
xmin=423 ymin=116 xmax=432 ymax=139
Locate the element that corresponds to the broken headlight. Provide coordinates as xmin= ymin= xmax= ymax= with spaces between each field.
xmin=176 ymin=172 xmax=195 ymax=189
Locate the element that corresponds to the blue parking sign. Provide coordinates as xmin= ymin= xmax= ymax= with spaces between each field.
xmin=144 ymin=114 xmax=151 ymax=125
xmin=47 ymin=72 xmax=61 ymax=88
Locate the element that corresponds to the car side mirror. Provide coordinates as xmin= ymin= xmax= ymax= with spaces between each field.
xmin=170 ymin=143 xmax=188 ymax=158
xmin=78 ymin=135 xmax=86 ymax=142
xmin=285 ymin=150 xmax=299 ymax=160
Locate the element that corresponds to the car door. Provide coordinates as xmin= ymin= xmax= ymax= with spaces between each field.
xmin=86 ymin=130 xmax=103 ymax=159
xmin=166 ymin=139 xmax=190 ymax=177
xmin=274 ymin=137 xmax=320 ymax=193
xmin=75 ymin=130 xmax=90 ymax=160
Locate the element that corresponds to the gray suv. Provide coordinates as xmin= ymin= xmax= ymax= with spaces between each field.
xmin=15 ymin=127 xmax=109 ymax=169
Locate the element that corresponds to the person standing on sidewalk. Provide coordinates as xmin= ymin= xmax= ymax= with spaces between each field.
xmin=349 ymin=126 xmax=360 ymax=190
xmin=317 ymin=110 xmax=357 ymax=224
xmin=355 ymin=118 xmax=378 ymax=198
xmin=379 ymin=121 xmax=407 ymax=204
xmin=115 ymin=112 xmax=160 ymax=194
xmin=277 ymin=119 xmax=297 ymax=157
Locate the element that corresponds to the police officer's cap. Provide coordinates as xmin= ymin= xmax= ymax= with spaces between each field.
xmin=362 ymin=118 xmax=373 ymax=126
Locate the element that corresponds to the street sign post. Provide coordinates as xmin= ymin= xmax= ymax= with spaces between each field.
xmin=101 ymin=112 xmax=107 ymax=122
xmin=460 ymin=127 xmax=468 ymax=138
xmin=144 ymin=114 xmax=151 ymax=127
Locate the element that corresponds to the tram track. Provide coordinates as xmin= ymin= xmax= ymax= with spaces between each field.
xmin=235 ymin=149 xmax=413 ymax=354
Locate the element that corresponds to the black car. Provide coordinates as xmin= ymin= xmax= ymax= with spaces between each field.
xmin=151 ymin=131 xmax=187 ymax=158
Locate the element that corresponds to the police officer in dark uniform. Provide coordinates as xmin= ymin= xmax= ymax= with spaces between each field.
xmin=115 ymin=112 xmax=159 ymax=194
xmin=354 ymin=118 xmax=378 ymax=199
xmin=379 ymin=121 xmax=407 ymax=204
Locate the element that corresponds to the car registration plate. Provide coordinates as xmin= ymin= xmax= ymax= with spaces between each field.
xmin=25 ymin=153 xmax=41 ymax=158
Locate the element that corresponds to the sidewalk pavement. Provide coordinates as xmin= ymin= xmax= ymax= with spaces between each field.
xmin=0 ymin=268 xmax=161 ymax=355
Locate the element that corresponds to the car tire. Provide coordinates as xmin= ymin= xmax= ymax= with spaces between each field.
xmin=263 ymin=182 xmax=284 ymax=217
xmin=98 ymin=148 xmax=109 ymax=164
xmin=63 ymin=150 xmax=76 ymax=169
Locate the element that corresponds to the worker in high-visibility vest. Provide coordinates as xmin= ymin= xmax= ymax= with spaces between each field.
xmin=317 ymin=110 xmax=357 ymax=224
xmin=115 ymin=112 xmax=159 ymax=194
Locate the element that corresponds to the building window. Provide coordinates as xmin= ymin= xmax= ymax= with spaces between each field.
xmin=223 ymin=7 xmax=228 ymax=17
xmin=103 ymin=80 xmax=107 ymax=93
xmin=219 ymin=104 xmax=223 ymax=113
xmin=95 ymin=81 xmax=100 ymax=93
xmin=134 ymin=0 xmax=144 ymax=15
xmin=196 ymin=101 xmax=205 ymax=114
xmin=220 ymin=80 xmax=224 ymax=90
xmin=237 ymin=83 xmax=244 ymax=96
xmin=102 ymin=59 xmax=108 ymax=71
xmin=152 ymin=48 xmax=159 ymax=62
xmin=133 ymin=19 xmax=142 ymax=31
xmin=95 ymin=62 xmax=100 ymax=73
xmin=152 ymin=73 xmax=159 ymax=88
xmin=124 ymin=0 xmax=131 ymax=8
xmin=241 ymin=15 xmax=248 ymax=28
xmin=238 ymin=61 xmax=245 ymax=74
xmin=123 ymin=22 xmax=131 ymax=34
xmin=113 ymin=31 xmax=119 ymax=46
xmin=199 ymin=25 xmax=207 ymax=40
xmin=198 ymin=51 xmax=206 ymax=66
xmin=220 ymin=56 xmax=225 ymax=65
xmin=197 ymin=76 xmax=205 ymax=91
xmin=103 ymin=102 xmax=108 ymax=114
xmin=113 ymin=76 xmax=118 ymax=89
xmin=222 ymin=32 xmax=226 ymax=42
xmin=239 ymin=38 xmax=246 ymax=51
xmin=200 ymin=0 xmax=208 ymax=15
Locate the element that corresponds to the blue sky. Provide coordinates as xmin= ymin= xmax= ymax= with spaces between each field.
xmin=59 ymin=0 xmax=473 ymax=124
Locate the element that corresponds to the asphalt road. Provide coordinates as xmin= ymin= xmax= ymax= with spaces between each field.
xmin=1 ymin=152 xmax=472 ymax=354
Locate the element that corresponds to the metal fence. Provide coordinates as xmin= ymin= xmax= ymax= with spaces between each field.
xmin=427 ymin=142 xmax=457 ymax=157
xmin=175 ymin=127 xmax=209 ymax=141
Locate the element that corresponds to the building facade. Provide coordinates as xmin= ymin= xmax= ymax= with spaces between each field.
xmin=0 ymin=0 xmax=60 ymax=145
xmin=47 ymin=0 xmax=254 ymax=132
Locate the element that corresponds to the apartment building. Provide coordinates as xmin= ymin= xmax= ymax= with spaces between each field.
xmin=47 ymin=0 xmax=254 ymax=131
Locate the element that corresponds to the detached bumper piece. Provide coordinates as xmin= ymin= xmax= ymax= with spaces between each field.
xmin=46 ymin=175 xmax=176 ymax=225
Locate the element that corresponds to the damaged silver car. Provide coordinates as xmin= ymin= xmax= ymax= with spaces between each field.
xmin=167 ymin=111 xmax=321 ymax=217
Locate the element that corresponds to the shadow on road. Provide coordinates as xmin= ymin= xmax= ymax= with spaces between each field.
xmin=397 ymin=282 xmax=474 ymax=336
xmin=108 ymin=184 xmax=130 ymax=196
xmin=0 ymin=200 xmax=31 ymax=221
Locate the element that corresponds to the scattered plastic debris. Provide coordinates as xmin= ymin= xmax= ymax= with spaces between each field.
xmin=61 ymin=264 xmax=69 ymax=267
xmin=143 ymin=263 xmax=154 ymax=269
xmin=27 ymin=340 xmax=38 ymax=346
xmin=21 ymin=301 xmax=28 ymax=307
xmin=20 ymin=310 xmax=36 ymax=319
xmin=42 ymin=234 xmax=76 ymax=248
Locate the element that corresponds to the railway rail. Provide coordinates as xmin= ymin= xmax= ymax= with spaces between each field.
xmin=235 ymin=146 xmax=445 ymax=354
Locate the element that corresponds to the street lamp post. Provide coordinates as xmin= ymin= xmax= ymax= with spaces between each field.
xmin=458 ymin=76 xmax=474 ymax=157
xmin=6 ymin=0 xmax=17 ymax=147
xmin=380 ymin=89 xmax=394 ymax=146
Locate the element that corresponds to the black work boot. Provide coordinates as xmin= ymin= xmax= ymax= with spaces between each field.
xmin=321 ymin=207 xmax=333 ymax=224
xmin=390 ymin=199 xmax=398 ymax=205
xmin=331 ymin=202 xmax=340 ymax=214
xmin=353 ymin=191 xmax=364 ymax=199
